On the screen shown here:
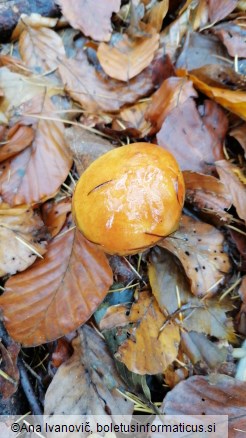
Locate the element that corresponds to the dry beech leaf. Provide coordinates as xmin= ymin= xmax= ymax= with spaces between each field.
xmin=177 ymin=69 xmax=246 ymax=120
xmin=160 ymin=374 xmax=246 ymax=438
xmin=42 ymin=198 xmax=71 ymax=238
xmin=156 ymin=98 xmax=225 ymax=172
xmin=97 ymin=26 xmax=159 ymax=82
xmin=0 ymin=205 xmax=47 ymax=277
xmin=239 ymin=276 xmax=246 ymax=303
xmin=112 ymin=101 xmax=152 ymax=138
xmin=19 ymin=26 xmax=66 ymax=72
xmin=0 ymin=95 xmax=72 ymax=206
xmin=0 ymin=211 xmax=113 ymax=346
xmin=145 ymin=0 xmax=169 ymax=32
xmin=160 ymin=8 xmax=191 ymax=60
xmin=145 ymin=76 xmax=197 ymax=132
xmin=51 ymin=338 xmax=74 ymax=368
xmin=65 ymin=126 xmax=113 ymax=176
xmin=216 ymin=160 xmax=246 ymax=223
xmin=207 ymin=0 xmax=237 ymax=23
xmin=56 ymin=0 xmax=121 ymax=42
xmin=12 ymin=13 xmax=58 ymax=40
xmin=115 ymin=291 xmax=180 ymax=375
xmin=229 ymin=123 xmax=246 ymax=157
xmin=183 ymin=171 xmax=232 ymax=221
xmin=0 ymin=340 xmax=20 ymax=399
xmin=148 ymin=249 xmax=235 ymax=341
xmin=99 ymin=304 xmax=131 ymax=331
xmin=212 ymin=22 xmax=246 ymax=58
xmin=0 ymin=124 xmax=34 ymax=162
xmin=159 ymin=215 xmax=231 ymax=297
xmin=45 ymin=325 xmax=134 ymax=418
xmin=58 ymin=53 xmax=155 ymax=112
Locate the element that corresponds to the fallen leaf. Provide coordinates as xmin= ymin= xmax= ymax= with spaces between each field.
xmin=239 ymin=276 xmax=246 ymax=303
xmin=0 ymin=340 xmax=20 ymax=399
xmin=229 ymin=123 xmax=246 ymax=157
xmin=0 ymin=204 xmax=47 ymax=277
xmin=99 ymin=304 xmax=131 ymax=331
xmin=97 ymin=26 xmax=159 ymax=81
xmin=177 ymin=69 xmax=246 ymax=120
xmin=19 ymin=26 xmax=66 ymax=73
xmin=190 ymin=64 xmax=246 ymax=90
xmin=58 ymin=53 xmax=155 ymax=112
xmin=51 ymin=337 xmax=73 ymax=368
xmin=12 ymin=13 xmax=58 ymax=40
xmin=159 ymin=374 xmax=246 ymax=438
xmin=207 ymin=0 xmax=237 ymax=23
xmin=145 ymin=76 xmax=197 ymax=132
xmin=112 ymin=101 xmax=152 ymax=138
xmin=0 ymin=95 xmax=72 ymax=206
xmin=216 ymin=160 xmax=246 ymax=222
xmin=115 ymin=291 xmax=180 ymax=375
xmin=0 ymin=211 xmax=113 ymax=346
xmin=0 ymin=124 xmax=34 ymax=162
xmin=158 ymin=215 xmax=231 ymax=296
xmin=42 ymin=198 xmax=71 ymax=238
xmin=212 ymin=22 xmax=246 ymax=58
xmin=183 ymin=171 xmax=232 ymax=221
xmin=148 ymin=248 xmax=235 ymax=340
xmin=145 ymin=0 xmax=169 ymax=32
xmin=65 ymin=126 xmax=113 ymax=175
xmin=156 ymin=98 xmax=225 ymax=172
xmin=45 ymin=325 xmax=134 ymax=418
xmin=160 ymin=7 xmax=190 ymax=60
xmin=56 ymin=0 xmax=121 ymax=42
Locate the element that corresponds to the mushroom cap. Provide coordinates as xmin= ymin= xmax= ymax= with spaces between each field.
xmin=72 ymin=143 xmax=185 ymax=255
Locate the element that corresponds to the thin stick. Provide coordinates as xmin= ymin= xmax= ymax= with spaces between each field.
xmin=18 ymin=357 xmax=43 ymax=415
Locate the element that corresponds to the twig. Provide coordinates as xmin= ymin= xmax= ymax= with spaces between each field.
xmin=18 ymin=357 xmax=43 ymax=415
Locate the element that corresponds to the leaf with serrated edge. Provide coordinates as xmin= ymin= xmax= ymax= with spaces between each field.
xmin=0 ymin=213 xmax=113 ymax=346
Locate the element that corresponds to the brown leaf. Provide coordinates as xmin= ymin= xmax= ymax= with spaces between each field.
xmin=97 ymin=26 xmax=159 ymax=81
xmin=229 ymin=123 xmax=246 ymax=157
xmin=58 ymin=53 xmax=155 ymax=112
xmin=216 ymin=160 xmax=246 ymax=222
xmin=0 ymin=212 xmax=113 ymax=346
xmin=148 ymin=248 xmax=235 ymax=341
xmin=12 ymin=13 xmax=58 ymax=40
xmin=145 ymin=0 xmax=169 ymax=32
xmin=112 ymin=101 xmax=152 ymax=138
xmin=207 ymin=0 xmax=237 ymax=24
xmin=42 ymin=198 xmax=71 ymax=238
xmin=159 ymin=215 xmax=231 ymax=296
xmin=177 ymin=69 xmax=246 ymax=120
xmin=190 ymin=64 xmax=246 ymax=90
xmin=212 ymin=22 xmax=246 ymax=58
xmin=0 ymin=204 xmax=47 ymax=277
xmin=0 ymin=95 xmax=72 ymax=206
xmin=51 ymin=338 xmax=73 ymax=368
xmin=45 ymin=325 xmax=134 ymax=418
xmin=160 ymin=7 xmax=191 ymax=60
xmin=156 ymin=98 xmax=225 ymax=172
xmin=239 ymin=275 xmax=246 ymax=303
xmin=183 ymin=171 xmax=232 ymax=221
xmin=65 ymin=126 xmax=113 ymax=175
xmin=19 ymin=26 xmax=66 ymax=72
xmin=159 ymin=374 xmax=246 ymax=438
xmin=115 ymin=291 xmax=180 ymax=375
xmin=56 ymin=0 xmax=121 ymax=42
xmin=0 ymin=124 xmax=34 ymax=162
xmin=0 ymin=340 xmax=20 ymax=399
xmin=146 ymin=76 xmax=197 ymax=132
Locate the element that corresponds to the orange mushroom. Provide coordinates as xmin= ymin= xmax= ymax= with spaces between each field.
xmin=72 ymin=143 xmax=185 ymax=255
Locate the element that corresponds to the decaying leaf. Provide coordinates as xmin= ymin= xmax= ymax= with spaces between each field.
xmin=183 ymin=171 xmax=232 ymax=221
xmin=0 ymin=204 xmax=47 ymax=277
xmin=45 ymin=325 xmax=134 ymax=419
xmin=12 ymin=13 xmax=58 ymax=40
xmin=146 ymin=76 xmax=197 ymax=132
xmin=19 ymin=26 xmax=66 ymax=72
xmin=97 ymin=26 xmax=159 ymax=82
xmin=156 ymin=98 xmax=225 ymax=172
xmin=212 ymin=22 xmax=246 ymax=58
xmin=216 ymin=160 xmax=246 ymax=223
xmin=65 ymin=126 xmax=113 ymax=175
xmin=51 ymin=337 xmax=74 ymax=368
xmin=148 ymin=248 xmax=235 ymax=341
xmin=115 ymin=291 xmax=180 ymax=375
xmin=177 ymin=69 xmax=246 ymax=120
xmin=207 ymin=0 xmax=237 ymax=24
xmin=42 ymin=198 xmax=71 ymax=238
xmin=0 ymin=209 xmax=113 ymax=346
xmin=0 ymin=339 xmax=20 ymax=399
xmin=112 ymin=101 xmax=152 ymax=138
xmin=58 ymin=53 xmax=155 ymax=112
xmin=145 ymin=0 xmax=169 ymax=32
xmin=159 ymin=215 xmax=231 ymax=296
xmin=160 ymin=374 xmax=246 ymax=438
xmin=56 ymin=0 xmax=121 ymax=42
xmin=239 ymin=276 xmax=246 ymax=303
xmin=160 ymin=7 xmax=191 ymax=60
xmin=229 ymin=123 xmax=246 ymax=157
xmin=0 ymin=95 xmax=72 ymax=206
xmin=0 ymin=124 xmax=34 ymax=162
